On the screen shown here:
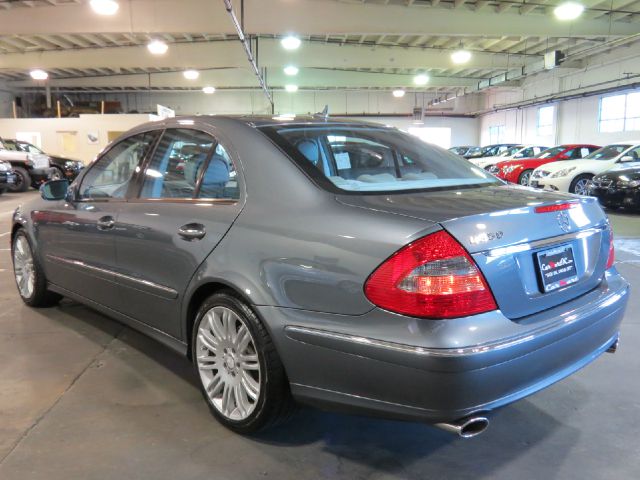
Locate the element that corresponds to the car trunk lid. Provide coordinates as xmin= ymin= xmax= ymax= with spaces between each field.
xmin=337 ymin=185 xmax=610 ymax=319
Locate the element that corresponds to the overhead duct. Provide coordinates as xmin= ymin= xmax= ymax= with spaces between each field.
xmin=222 ymin=0 xmax=273 ymax=111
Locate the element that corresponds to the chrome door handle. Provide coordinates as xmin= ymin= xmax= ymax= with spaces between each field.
xmin=178 ymin=223 xmax=206 ymax=241
xmin=97 ymin=216 xmax=115 ymax=231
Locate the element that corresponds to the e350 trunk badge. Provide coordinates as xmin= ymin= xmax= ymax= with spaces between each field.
xmin=469 ymin=230 xmax=504 ymax=245
xmin=557 ymin=211 xmax=571 ymax=232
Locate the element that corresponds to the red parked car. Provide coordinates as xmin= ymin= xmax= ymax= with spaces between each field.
xmin=489 ymin=144 xmax=601 ymax=186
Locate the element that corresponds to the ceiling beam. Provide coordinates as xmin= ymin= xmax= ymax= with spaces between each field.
xmin=0 ymin=38 xmax=532 ymax=71
xmin=0 ymin=0 xmax=636 ymax=37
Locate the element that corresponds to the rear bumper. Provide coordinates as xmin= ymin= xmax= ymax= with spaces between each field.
xmin=261 ymin=270 xmax=628 ymax=423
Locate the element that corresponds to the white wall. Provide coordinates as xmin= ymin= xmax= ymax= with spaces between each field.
xmin=0 ymin=114 xmax=153 ymax=163
xmin=478 ymin=42 xmax=640 ymax=147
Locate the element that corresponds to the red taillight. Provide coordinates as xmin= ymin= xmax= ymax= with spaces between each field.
xmin=606 ymin=226 xmax=615 ymax=269
xmin=364 ymin=230 xmax=497 ymax=319
xmin=534 ymin=202 xmax=579 ymax=213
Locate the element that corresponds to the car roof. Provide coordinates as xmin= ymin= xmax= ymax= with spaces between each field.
xmin=161 ymin=115 xmax=393 ymax=129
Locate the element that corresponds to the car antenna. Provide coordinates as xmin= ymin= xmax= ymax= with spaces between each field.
xmin=314 ymin=105 xmax=329 ymax=119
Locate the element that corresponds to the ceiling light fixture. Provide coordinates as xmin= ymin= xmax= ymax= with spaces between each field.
xmin=285 ymin=84 xmax=298 ymax=92
xmin=90 ymin=0 xmax=119 ymax=15
xmin=451 ymin=49 xmax=472 ymax=64
xmin=30 ymin=69 xmax=48 ymax=80
xmin=147 ymin=39 xmax=169 ymax=55
xmin=183 ymin=69 xmax=200 ymax=80
xmin=283 ymin=65 xmax=299 ymax=76
xmin=202 ymin=86 xmax=216 ymax=94
xmin=392 ymin=89 xmax=406 ymax=98
xmin=281 ymin=36 xmax=301 ymax=50
xmin=413 ymin=74 xmax=429 ymax=86
xmin=554 ymin=2 xmax=584 ymax=20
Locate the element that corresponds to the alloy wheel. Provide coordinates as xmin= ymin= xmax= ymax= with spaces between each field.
xmin=574 ymin=178 xmax=591 ymax=195
xmin=196 ymin=306 xmax=261 ymax=421
xmin=50 ymin=169 xmax=63 ymax=181
xmin=13 ymin=236 xmax=35 ymax=299
xmin=519 ymin=171 xmax=531 ymax=186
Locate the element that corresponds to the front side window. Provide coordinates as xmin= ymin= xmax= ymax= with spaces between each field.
xmin=261 ymin=125 xmax=499 ymax=193
xmin=80 ymin=131 xmax=158 ymax=200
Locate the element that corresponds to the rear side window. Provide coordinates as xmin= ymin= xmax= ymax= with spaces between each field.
xmin=197 ymin=144 xmax=239 ymax=200
xmin=261 ymin=125 xmax=499 ymax=193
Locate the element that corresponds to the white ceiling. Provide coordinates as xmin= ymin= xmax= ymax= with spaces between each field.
xmin=0 ymin=0 xmax=638 ymax=93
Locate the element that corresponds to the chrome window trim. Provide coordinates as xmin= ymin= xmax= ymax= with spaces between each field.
xmin=480 ymin=226 xmax=606 ymax=257
xmin=46 ymin=254 xmax=178 ymax=299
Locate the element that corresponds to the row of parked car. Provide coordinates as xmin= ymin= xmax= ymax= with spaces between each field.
xmin=449 ymin=141 xmax=640 ymax=210
xmin=0 ymin=138 xmax=84 ymax=194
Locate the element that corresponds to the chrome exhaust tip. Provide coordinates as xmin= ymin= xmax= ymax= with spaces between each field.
xmin=606 ymin=339 xmax=619 ymax=353
xmin=434 ymin=415 xmax=490 ymax=438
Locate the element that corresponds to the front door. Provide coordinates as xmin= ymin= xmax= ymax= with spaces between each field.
xmin=114 ymin=128 xmax=244 ymax=338
xmin=36 ymin=130 xmax=159 ymax=310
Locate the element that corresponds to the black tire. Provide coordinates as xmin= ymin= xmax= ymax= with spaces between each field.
xmin=10 ymin=167 xmax=30 ymax=193
xmin=569 ymin=174 xmax=593 ymax=195
xmin=518 ymin=169 xmax=533 ymax=186
xmin=11 ymin=229 xmax=62 ymax=307
xmin=192 ymin=291 xmax=294 ymax=434
xmin=50 ymin=166 xmax=65 ymax=181
xmin=0 ymin=187 xmax=6 ymax=195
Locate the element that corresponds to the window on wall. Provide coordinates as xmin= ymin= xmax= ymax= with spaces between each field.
xmin=488 ymin=125 xmax=505 ymax=144
xmin=599 ymin=92 xmax=640 ymax=132
xmin=537 ymin=106 xmax=555 ymax=136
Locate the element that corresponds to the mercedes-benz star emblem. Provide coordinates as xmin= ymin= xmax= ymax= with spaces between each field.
xmin=557 ymin=211 xmax=571 ymax=232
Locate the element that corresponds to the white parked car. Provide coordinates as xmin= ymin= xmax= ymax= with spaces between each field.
xmin=530 ymin=142 xmax=640 ymax=195
xmin=469 ymin=145 xmax=547 ymax=170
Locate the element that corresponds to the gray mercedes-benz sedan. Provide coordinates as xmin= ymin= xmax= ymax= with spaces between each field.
xmin=11 ymin=116 xmax=628 ymax=438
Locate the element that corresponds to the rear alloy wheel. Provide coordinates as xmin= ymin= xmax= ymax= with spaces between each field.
xmin=518 ymin=169 xmax=533 ymax=186
xmin=570 ymin=174 xmax=593 ymax=196
xmin=10 ymin=167 xmax=30 ymax=193
xmin=192 ymin=292 xmax=294 ymax=433
xmin=12 ymin=230 xmax=61 ymax=307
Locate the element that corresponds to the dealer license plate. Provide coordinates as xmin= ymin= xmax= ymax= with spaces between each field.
xmin=537 ymin=244 xmax=579 ymax=293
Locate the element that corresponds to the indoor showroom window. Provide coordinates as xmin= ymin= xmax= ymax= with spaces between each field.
xmin=599 ymin=92 xmax=640 ymax=132
xmin=537 ymin=106 xmax=555 ymax=136
xmin=488 ymin=125 xmax=505 ymax=144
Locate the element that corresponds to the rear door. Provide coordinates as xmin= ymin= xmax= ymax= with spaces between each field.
xmin=114 ymin=127 xmax=244 ymax=338
xmin=36 ymin=130 xmax=159 ymax=309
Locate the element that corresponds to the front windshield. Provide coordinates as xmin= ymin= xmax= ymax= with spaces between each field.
xmin=535 ymin=146 xmax=565 ymax=159
xmin=501 ymin=145 xmax=523 ymax=157
xmin=586 ymin=145 xmax=630 ymax=160
xmin=262 ymin=125 xmax=500 ymax=193
xmin=465 ymin=147 xmax=484 ymax=157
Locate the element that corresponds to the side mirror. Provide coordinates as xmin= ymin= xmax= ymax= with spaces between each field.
xmin=40 ymin=179 xmax=69 ymax=201
xmin=620 ymin=155 xmax=634 ymax=162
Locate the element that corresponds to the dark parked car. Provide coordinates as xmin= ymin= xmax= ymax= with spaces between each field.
xmin=0 ymin=160 xmax=16 ymax=194
xmin=11 ymin=116 xmax=627 ymax=438
xmin=589 ymin=163 xmax=640 ymax=210
xmin=2 ymin=139 xmax=84 ymax=182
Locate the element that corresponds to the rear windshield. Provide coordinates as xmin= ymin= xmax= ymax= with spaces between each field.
xmin=586 ymin=145 xmax=631 ymax=160
xmin=261 ymin=125 xmax=500 ymax=193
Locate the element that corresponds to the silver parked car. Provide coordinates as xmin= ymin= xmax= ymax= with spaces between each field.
xmin=11 ymin=116 xmax=628 ymax=438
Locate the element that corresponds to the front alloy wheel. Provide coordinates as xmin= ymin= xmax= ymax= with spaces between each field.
xmin=196 ymin=306 xmax=261 ymax=421
xmin=13 ymin=234 xmax=35 ymax=299
xmin=571 ymin=175 xmax=593 ymax=196
xmin=518 ymin=170 xmax=533 ymax=186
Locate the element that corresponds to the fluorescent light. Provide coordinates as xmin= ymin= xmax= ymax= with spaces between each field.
xmin=281 ymin=36 xmax=301 ymax=50
xmin=451 ymin=49 xmax=472 ymax=64
xmin=554 ymin=2 xmax=584 ymax=20
xmin=202 ymin=86 xmax=216 ymax=94
xmin=392 ymin=89 xmax=406 ymax=98
xmin=183 ymin=69 xmax=199 ymax=80
xmin=413 ymin=74 xmax=429 ymax=86
xmin=30 ymin=69 xmax=48 ymax=80
xmin=283 ymin=65 xmax=299 ymax=76
xmin=284 ymin=84 xmax=298 ymax=92
xmin=90 ymin=0 xmax=119 ymax=15
xmin=147 ymin=39 xmax=168 ymax=55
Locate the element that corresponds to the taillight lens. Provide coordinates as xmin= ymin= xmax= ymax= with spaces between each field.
xmin=606 ymin=226 xmax=615 ymax=269
xmin=364 ymin=230 xmax=497 ymax=319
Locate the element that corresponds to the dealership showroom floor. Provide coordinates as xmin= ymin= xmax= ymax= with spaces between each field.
xmin=2 ymin=1 xmax=640 ymax=479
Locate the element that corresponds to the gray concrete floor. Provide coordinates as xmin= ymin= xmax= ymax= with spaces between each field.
xmin=0 ymin=190 xmax=639 ymax=480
